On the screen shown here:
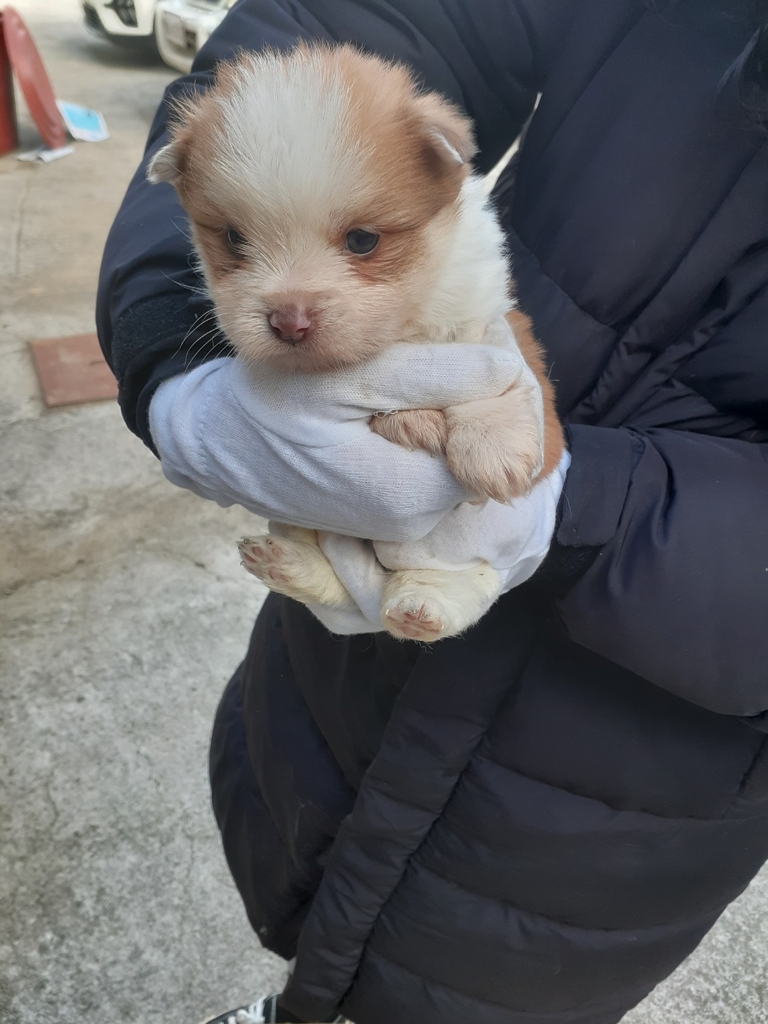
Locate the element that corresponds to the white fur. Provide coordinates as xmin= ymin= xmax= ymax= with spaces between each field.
xmin=401 ymin=175 xmax=513 ymax=347
xmin=212 ymin=51 xmax=368 ymax=233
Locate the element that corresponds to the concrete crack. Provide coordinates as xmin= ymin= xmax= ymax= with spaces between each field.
xmin=172 ymin=548 xmax=232 ymax=586
xmin=1 ymin=558 xmax=87 ymax=598
xmin=12 ymin=174 xmax=32 ymax=280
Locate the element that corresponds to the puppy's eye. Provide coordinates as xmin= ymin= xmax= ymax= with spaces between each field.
xmin=345 ymin=229 xmax=379 ymax=255
xmin=225 ymin=228 xmax=247 ymax=257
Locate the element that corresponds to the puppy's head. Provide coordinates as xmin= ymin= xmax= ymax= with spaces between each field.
xmin=148 ymin=44 xmax=476 ymax=372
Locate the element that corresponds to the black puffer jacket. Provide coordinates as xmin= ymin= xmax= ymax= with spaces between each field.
xmin=97 ymin=2 xmax=768 ymax=1022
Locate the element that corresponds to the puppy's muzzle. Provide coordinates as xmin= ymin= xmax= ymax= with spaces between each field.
xmin=268 ymin=306 xmax=315 ymax=344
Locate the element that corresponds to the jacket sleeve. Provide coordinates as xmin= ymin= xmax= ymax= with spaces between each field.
xmin=541 ymin=281 xmax=768 ymax=717
xmin=97 ymin=0 xmax=569 ymax=448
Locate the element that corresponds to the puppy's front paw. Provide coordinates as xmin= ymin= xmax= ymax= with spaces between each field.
xmin=446 ymin=423 xmax=541 ymax=502
xmin=444 ymin=386 xmax=544 ymax=502
xmin=370 ymin=408 xmax=447 ymax=456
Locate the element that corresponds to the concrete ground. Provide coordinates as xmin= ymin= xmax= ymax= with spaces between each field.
xmin=0 ymin=4 xmax=286 ymax=1023
xmin=0 ymin=3 xmax=767 ymax=1023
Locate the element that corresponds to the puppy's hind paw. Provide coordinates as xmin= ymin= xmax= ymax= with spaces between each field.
xmin=238 ymin=534 xmax=352 ymax=608
xmin=382 ymin=564 xmax=502 ymax=641
xmin=239 ymin=535 xmax=295 ymax=588
xmin=383 ymin=595 xmax=446 ymax=642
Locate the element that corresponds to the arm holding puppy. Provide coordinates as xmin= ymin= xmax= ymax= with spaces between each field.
xmin=146 ymin=327 xmax=567 ymax=636
xmin=307 ymin=451 xmax=570 ymax=635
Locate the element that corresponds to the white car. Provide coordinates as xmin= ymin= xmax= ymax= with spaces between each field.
xmin=82 ymin=0 xmax=159 ymax=44
xmin=81 ymin=0 xmax=233 ymax=72
xmin=155 ymin=0 xmax=233 ymax=73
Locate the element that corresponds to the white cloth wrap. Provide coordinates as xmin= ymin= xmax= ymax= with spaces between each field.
xmin=149 ymin=343 xmax=531 ymax=542
xmin=310 ymin=451 xmax=570 ymax=633
xmin=149 ymin=340 xmax=569 ymax=634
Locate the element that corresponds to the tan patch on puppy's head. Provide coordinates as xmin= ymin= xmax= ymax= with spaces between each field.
xmin=329 ymin=46 xmax=476 ymax=291
xmin=148 ymin=44 xmax=477 ymax=372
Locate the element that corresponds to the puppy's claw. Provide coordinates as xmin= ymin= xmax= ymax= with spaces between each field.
xmin=383 ymin=600 xmax=446 ymax=642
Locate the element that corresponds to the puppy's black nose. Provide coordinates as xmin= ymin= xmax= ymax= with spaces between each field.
xmin=268 ymin=308 xmax=313 ymax=343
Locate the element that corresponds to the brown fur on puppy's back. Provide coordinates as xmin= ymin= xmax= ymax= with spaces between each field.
xmin=506 ymin=309 xmax=565 ymax=479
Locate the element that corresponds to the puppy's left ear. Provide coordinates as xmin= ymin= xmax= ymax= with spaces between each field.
xmin=147 ymin=137 xmax=188 ymax=186
xmin=413 ymin=92 xmax=478 ymax=171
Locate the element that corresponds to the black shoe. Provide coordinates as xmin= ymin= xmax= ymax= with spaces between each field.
xmin=199 ymin=993 xmax=347 ymax=1024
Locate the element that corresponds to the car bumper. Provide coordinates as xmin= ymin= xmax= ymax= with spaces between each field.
xmin=81 ymin=1 xmax=155 ymax=38
xmin=155 ymin=0 xmax=227 ymax=73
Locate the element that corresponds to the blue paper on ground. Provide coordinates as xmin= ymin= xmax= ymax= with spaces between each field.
xmin=56 ymin=101 xmax=109 ymax=142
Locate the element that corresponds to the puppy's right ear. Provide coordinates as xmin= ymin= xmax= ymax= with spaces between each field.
xmin=147 ymin=138 xmax=187 ymax=185
xmin=412 ymin=92 xmax=477 ymax=174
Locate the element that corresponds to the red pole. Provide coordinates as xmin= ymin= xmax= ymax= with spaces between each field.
xmin=0 ymin=11 xmax=19 ymax=155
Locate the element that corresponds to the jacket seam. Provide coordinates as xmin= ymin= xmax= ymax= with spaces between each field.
xmin=403 ymin=859 xmax=723 ymax=938
xmin=309 ymin=617 xmax=547 ymax=1010
xmin=527 ymin=5 xmax=649 ymax=179
xmin=514 ymin=146 xmax=767 ymax=346
xmin=510 ymin=225 xmax=616 ymax=332
xmin=363 ymin=944 xmax=657 ymax=1020
xmin=473 ymin=751 xmax=746 ymax=823
xmin=723 ymin=734 xmax=768 ymax=817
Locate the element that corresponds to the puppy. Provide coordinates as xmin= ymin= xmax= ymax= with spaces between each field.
xmin=149 ymin=44 xmax=564 ymax=641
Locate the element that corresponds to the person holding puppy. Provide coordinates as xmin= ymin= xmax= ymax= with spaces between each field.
xmin=98 ymin=2 xmax=768 ymax=1023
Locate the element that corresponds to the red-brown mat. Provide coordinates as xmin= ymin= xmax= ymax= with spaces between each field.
xmin=30 ymin=334 xmax=118 ymax=407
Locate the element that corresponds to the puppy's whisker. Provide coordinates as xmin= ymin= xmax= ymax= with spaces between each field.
xmin=158 ymin=270 xmax=209 ymax=300
xmin=170 ymin=216 xmax=194 ymax=242
xmin=172 ymin=308 xmax=222 ymax=362
xmin=183 ymin=331 xmax=225 ymax=370
xmin=181 ymin=320 xmax=228 ymax=367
